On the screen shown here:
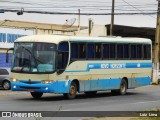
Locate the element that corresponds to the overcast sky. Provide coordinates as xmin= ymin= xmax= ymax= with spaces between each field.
xmin=0 ymin=0 xmax=158 ymax=34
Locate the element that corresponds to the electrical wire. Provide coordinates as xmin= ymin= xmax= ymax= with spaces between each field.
xmin=121 ymin=0 xmax=156 ymax=19
xmin=4 ymin=9 xmax=157 ymax=15
xmin=0 ymin=0 xmax=157 ymax=16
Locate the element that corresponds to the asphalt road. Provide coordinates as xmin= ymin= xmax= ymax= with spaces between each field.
xmin=0 ymin=85 xmax=160 ymax=119
xmin=0 ymin=85 xmax=160 ymax=111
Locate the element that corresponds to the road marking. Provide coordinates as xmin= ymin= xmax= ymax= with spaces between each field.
xmin=130 ymin=100 xmax=160 ymax=104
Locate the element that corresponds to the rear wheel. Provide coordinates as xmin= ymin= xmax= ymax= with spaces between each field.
xmin=111 ymin=79 xmax=127 ymax=95
xmin=30 ymin=92 xmax=43 ymax=99
xmin=118 ymin=79 xmax=127 ymax=95
xmin=3 ymin=80 xmax=11 ymax=90
xmin=64 ymin=82 xmax=77 ymax=99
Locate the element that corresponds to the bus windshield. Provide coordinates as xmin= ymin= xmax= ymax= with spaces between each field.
xmin=12 ymin=42 xmax=57 ymax=73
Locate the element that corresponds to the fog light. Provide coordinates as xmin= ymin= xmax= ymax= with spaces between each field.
xmin=46 ymin=87 xmax=48 ymax=90
xmin=13 ymin=86 xmax=16 ymax=88
xmin=41 ymin=80 xmax=54 ymax=84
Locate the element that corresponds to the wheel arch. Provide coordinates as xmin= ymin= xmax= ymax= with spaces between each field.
xmin=122 ymin=77 xmax=128 ymax=89
xmin=2 ymin=79 xmax=10 ymax=85
xmin=71 ymin=79 xmax=80 ymax=92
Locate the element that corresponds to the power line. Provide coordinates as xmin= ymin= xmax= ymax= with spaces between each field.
xmin=121 ymin=0 xmax=156 ymax=19
xmin=4 ymin=9 xmax=157 ymax=15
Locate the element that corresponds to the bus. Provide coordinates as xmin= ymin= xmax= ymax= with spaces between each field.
xmin=6 ymin=35 xmax=152 ymax=99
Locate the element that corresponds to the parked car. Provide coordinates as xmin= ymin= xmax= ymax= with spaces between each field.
xmin=0 ymin=68 xmax=11 ymax=90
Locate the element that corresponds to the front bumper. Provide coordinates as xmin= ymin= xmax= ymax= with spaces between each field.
xmin=11 ymin=80 xmax=71 ymax=94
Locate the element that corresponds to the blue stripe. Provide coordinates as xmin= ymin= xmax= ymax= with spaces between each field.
xmin=65 ymin=62 xmax=152 ymax=72
xmin=11 ymin=77 xmax=151 ymax=93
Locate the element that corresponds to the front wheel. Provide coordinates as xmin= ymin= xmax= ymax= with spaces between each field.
xmin=119 ymin=79 xmax=127 ymax=95
xmin=64 ymin=82 xmax=77 ymax=99
xmin=30 ymin=92 xmax=43 ymax=99
xmin=3 ymin=80 xmax=11 ymax=90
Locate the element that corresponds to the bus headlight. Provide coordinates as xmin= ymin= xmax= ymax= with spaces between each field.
xmin=11 ymin=78 xmax=19 ymax=82
xmin=41 ymin=80 xmax=54 ymax=84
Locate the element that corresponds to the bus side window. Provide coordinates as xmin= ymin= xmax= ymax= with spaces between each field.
xmin=110 ymin=44 xmax=115 ymax=59
xmin=57 ymin=42 xmax=69 ymax=73
xmin=95 ymin=43 xmax=102 ymax=59
xmin=137 ymin=44 xmax=142 ymax=59
xmin=79 ymin=43 xmax=86 ymax=59
xmin=87 ymin=43 xmax=95 ymax=59
xmin=131 ymin=45 xmax=137 ymax=59
xmin=144 ymin=45 xmax=151 ymax=59
xmin=71 ymin=43 xmax=78 ymax=60
xmin=103 ymin=44 xmax=109 ymax=59
xmin=117 ymin=44 xmax=124 ymax=59
xmin=124 ymin=44 xmax=129 ymax=59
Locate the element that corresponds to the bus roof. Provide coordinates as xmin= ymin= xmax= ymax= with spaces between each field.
xmin=15 ymin=35 xmax=152 ymax=44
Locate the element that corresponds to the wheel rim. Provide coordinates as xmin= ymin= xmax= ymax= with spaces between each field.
xmin=3 ymin=82 xmax=10 ymax=90
xmin=70 ymin=85 xmax=76 ymax=95
xmin=120 ymin=82 xmax=126 ymax=93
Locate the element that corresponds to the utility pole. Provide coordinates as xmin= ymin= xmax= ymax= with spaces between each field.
xmin=153 ymin=0 xmax=160 ymax=83
xmin=110 ymin=0 xmax=115 ymax=36
xmin=78 ymin=9 xmax=80 ymax=32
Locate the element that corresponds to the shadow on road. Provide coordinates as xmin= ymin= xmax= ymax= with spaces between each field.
xmin=15 ymin=91 xmax=141 ymax=102
xmin=0 ymin=87 xmax=4 ymax=90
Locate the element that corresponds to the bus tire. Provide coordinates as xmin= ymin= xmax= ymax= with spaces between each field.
xmin=85 ymin=91 xmax=97 ymax=96
xmin=63 ymin=82 xmax=77 ymax=99
xmin=118 ymin=79 xmax=127 ymax=95
xmin=30 ymin=92 xmax=43 ymax=99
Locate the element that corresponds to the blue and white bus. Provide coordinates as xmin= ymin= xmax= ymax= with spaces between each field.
xmin=7 ymin=35 xmax=152 ymax=99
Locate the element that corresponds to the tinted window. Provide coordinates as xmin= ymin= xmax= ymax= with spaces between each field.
xmin=0 ymin=69 xmax=9 ymax=75
xmin=103 ymin=44 xmax=109 ymax=59
xmin=110 ymin=44 xmax=115 ymax=59
xmin=117 ymin=44 xmax=124 ymax=59
xmin=71 ymin=43 xmax=78 ymax=59
xmin=144 ymin=45 xmax=151 ymax=59
xmin=79 ymin=43 xmax=86 ymax=59
xmin=137 ymin=44 xmax=142 ymax=59
xmin=58 ymin=42 xmax=69 ymax=71
xmin=131 ymin=45 xmax=137 ymax=59
xmin=87 ymin=43 xmax=95 ymax=59
xmin=95 ymin=44 xmax=101 ymax=58
xmin=124 ymin=44 xmax=129 ymax=59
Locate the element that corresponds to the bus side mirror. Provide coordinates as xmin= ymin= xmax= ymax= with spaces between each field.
xmin=6 ymin=48 xmax=14 ymax=63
